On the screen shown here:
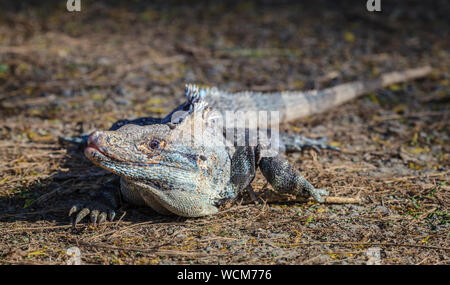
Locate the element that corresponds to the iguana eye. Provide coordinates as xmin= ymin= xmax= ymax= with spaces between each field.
xmin=148 ymin=139 xmax=161 ymax=149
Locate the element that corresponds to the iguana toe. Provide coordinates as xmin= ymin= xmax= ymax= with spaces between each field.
xmin=108 ymin=210 xmax=116 ymax=221
xmin=72 ymin=207 xmax=90 ymax=227
xmin=310 ymin=188 xmax=328 ymax=203
xmin=69 ymin=203 xmax=116 ymax=227
xmin=90 ymin=210 xmax=100 ymax=225
xmin=98 ymin=212 xmax=107 ymax=224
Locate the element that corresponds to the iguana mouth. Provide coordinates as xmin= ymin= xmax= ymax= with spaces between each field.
xmin=85 ymin=142 xmax=107 ymax=156
xmin=84 ymin=142 xmax=123 ymax=163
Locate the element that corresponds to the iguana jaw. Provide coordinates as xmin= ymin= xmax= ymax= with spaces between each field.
xmin=85 ymin=145 xmax=179 ymax=194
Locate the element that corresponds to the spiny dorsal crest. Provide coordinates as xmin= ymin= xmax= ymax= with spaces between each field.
xmin=181 ymin=84 xmax=221 ymax=130
xmin=185 ymin=84 xmax=208 ymax=112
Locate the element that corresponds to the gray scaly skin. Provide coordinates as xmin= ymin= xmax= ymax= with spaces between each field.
xmin=68 ymin=66 xmax=431 ymax=225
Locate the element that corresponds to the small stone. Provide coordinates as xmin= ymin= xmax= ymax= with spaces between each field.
xmin=159 ymin=260 xmax=175 ymax=265
xmin=62 ymin=89 xmax=73 ymax=97
xmin=374 ymin=205 xmax=391 ymax=215
xmin=268 ymin=233 xmax=289 ymax=239
xmin=114 ymin=98 xmax=130 ymax=105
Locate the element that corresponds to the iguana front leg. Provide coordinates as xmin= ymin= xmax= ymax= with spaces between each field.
xmin=258 ymin=154 xmax=328 ymax=202
xmin=230 ymin=145 xmax=327 ymax=203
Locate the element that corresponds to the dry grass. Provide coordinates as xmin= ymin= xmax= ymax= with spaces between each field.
xmin=0 ymin=1 xmax=448 ymax=264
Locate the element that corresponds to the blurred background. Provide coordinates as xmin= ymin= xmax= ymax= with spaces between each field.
xmin=0 ymin=1 xmax=448 ymax=121
xmin=0 ymin=0 xmax=448 ymax=265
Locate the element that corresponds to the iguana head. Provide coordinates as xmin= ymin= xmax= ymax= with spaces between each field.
xmin=84 ymin=85 xmax=233 ymax=216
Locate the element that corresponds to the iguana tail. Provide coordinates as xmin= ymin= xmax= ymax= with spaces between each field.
xmin=207 ymin=66 xmax=432 ymax=124
xmin=279 ymin=66 xmax=432 ymax=122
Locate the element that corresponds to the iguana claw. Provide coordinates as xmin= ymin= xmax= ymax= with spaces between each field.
xmin=69 ymin=185 xmax=120 ymax=227
xmin=69 ymin=203 xmax=116 ymax=227
xmin=309 ymin=188 xmax=328 ymax=203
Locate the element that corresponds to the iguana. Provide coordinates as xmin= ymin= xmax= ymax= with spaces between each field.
xmin=65 ymin=66 xmax=431 ymax=226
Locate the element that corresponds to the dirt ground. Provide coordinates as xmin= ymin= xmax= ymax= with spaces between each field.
xmin=0 ymin=1 xmax=448 ymax=265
